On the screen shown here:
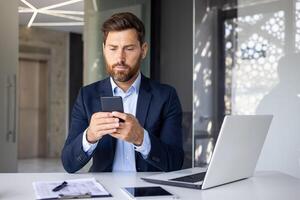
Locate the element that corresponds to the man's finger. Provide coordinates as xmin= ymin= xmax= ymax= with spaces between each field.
xmin=115 ymin=122 xmax=125 ymax=129
xmin=97 ymin=123 xmax=119 ymax=131
xmin=93 ymin=112 xmax=113 ymax=119
xmin=112 ymin=111 xmax=128 ymax=120
xmin=94 ymin=117 xmax=119 ymax=124
xmin=98 ymin=129 xmax=117 ymax=136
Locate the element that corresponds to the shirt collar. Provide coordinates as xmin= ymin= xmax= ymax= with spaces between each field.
xmin=110 ymin=72 xmax=141 ymax=95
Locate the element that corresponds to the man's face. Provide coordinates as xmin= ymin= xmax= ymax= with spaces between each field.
xmin=103 ymin=29 xmax=148 ymax=82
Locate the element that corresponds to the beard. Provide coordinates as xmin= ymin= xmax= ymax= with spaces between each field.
xmin=106 ymin=56 xmax=142 ymax=82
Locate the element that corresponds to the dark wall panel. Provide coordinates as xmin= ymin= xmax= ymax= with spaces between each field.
xmin=69 ymin=33 xmax=83 ymax=117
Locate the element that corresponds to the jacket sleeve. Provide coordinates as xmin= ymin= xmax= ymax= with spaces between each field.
xmin=61 ymin=88 xmax=92 ymax=173
xmin=145 ymin=87 xmax=184 ymax=171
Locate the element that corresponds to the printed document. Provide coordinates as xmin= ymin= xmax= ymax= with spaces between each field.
xmin=32 ymin=178 xmax=110 ymax=199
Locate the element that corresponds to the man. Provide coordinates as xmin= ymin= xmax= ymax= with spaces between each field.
xmin=62 ymin=12 xmax=183 ymax=173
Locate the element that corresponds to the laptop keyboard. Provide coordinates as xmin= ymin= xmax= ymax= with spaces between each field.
xmin=169 ymin=172 xmax=206 ymax=183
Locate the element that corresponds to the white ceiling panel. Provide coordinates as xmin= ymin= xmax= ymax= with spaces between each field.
xmin=19 ymin=0 xmax=84 ymax=33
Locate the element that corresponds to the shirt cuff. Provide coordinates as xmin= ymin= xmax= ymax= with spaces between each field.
xmin=82 ymin=128 xmax=98 ymax=156
xmin=134 ymin=129 xmax=151 ymax=159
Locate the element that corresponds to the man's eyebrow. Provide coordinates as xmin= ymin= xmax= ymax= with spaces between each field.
xmin=123 ymin=44 xmax=138 ymax=48
xmin=107 ymin=44 xmax=118 ymax=47
xmin=106 ymin=44 xmax=136 ymax=47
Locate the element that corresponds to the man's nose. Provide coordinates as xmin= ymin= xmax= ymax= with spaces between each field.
xmin=116 ymin=49 xmax=126 ymax=63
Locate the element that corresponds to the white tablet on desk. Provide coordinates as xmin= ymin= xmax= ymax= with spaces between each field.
xmin=121 ymin=186 xmax=178 ymax=199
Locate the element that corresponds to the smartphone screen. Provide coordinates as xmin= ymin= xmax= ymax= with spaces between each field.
xmin=100 ymin=96 xmax=124 ymax=113
xmin=100 ymin=96 xmax=124 ymax=122
xmin=123 ymin=186 xmax=174 ymax=198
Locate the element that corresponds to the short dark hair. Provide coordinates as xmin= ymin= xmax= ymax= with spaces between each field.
xmin=101 ymin=12 xmax=145 ymax=46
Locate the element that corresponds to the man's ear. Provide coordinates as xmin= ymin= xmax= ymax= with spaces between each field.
xmin=141 ymin=42 xmax=148 ymax=59
xmin=102 ymin=43 xmax=105 ymax=50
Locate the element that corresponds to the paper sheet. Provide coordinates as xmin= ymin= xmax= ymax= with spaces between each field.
xmin=32 ymin=178 xmax=110 ymax=199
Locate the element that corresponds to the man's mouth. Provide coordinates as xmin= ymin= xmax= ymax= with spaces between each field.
xmin=113 ymin=65 xmax=128 ymax=70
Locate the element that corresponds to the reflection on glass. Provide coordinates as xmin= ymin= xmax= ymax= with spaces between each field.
xmin=225 ymin=10 xmax=285 ymax=114
xmin=193 ymin=0 xmax=300 ymax=177
xmin=194 ymin=138 xmax=214 ymax=167
xmin=255 ymin=53 xmax=300 ymax=178
xmin=193 ymin=2 xmax=216 ymax=167
xmin=224 ymin=0 xmax=300 ymax=178
xmin=193 ymin=0 xmax=300 ymax=168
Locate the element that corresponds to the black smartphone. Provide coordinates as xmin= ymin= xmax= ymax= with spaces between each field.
xmin=100 ymin=96 xmax=124 ymax=112
xmin=100 ymin=96 xmax=124 ymax=122
xmin=122 ymin=186 xmax=176 ymax=199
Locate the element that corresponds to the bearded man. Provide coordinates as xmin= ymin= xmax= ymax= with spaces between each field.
xmin=62 ymin=12 xmax=183 ymax=173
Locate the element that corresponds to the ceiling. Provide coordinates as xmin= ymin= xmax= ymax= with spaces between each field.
xmin=19 ymin=0 xmax=84 ymax=33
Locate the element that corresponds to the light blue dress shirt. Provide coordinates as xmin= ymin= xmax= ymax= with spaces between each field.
xmin=82 ymin=72 xmax=151 ymax=172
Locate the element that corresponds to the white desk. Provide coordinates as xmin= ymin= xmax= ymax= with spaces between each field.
xmin=0 ymin=171 xmax=299 ymax=200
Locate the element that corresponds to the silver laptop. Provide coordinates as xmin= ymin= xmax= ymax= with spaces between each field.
xmin=142 ymin=115 xmax=273 ymax=189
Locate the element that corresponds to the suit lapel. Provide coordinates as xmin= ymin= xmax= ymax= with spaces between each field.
xmin=136 ymin=75 xmax=152 ymax=127
xmin=97 ymin=77 xmax=113 ymax=98
xmin=91 ymin=77 xmax=113 ymax=114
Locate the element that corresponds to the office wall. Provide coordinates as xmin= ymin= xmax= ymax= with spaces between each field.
xmin=69 ymin=33 xmax=83 ymax=118
xmin=19 ymin=26 xmax=69 ymax=157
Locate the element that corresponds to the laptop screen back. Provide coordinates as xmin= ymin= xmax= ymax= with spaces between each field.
xmin=202 ymin=115 xmax=272 ymax=189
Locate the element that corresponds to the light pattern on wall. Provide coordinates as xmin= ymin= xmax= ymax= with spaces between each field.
xmin=193 ymin=10 xmax=216 ymax=166
xmin=232 ymin=35 xmax=281 ymax=114
xmin=224 ymin=11 xmax=284 ymax=115
xmin=236 ymin=34 xmax=281 ymax=87
xmin=224 ymin=19 xmax=237 ymax=114
xmin=261 ymin=11 xmax=285 ymax=42
xmin=237 ymin=14 xmax=263 ymax=25
xmin=239 ymin=34 xmax=268 ymax=60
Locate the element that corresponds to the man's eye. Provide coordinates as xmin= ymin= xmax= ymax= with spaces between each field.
xmin=126 ymin=47 xmax=134 ymax=51
xmin=109 ymin=48 xmax=117 ymax=51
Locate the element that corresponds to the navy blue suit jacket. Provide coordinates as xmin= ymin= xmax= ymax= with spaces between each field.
xmin=62 ymin=74 xmax=184 ymax=173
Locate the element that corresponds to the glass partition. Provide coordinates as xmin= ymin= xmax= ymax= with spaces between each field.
xmin=193 ymin=0 xmax=300 ymax=178
xmin=234 ymin=0 xmax=300 ymax=178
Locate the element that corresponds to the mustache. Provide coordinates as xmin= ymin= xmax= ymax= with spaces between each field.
xmin=112 ymin=62 xmax=130 ymax=68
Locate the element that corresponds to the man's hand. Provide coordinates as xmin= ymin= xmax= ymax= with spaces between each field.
xmin=110 ymin=112 xmax=144 ymax=146
xmin=86 ymin=112 xmax=120 ymax=143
